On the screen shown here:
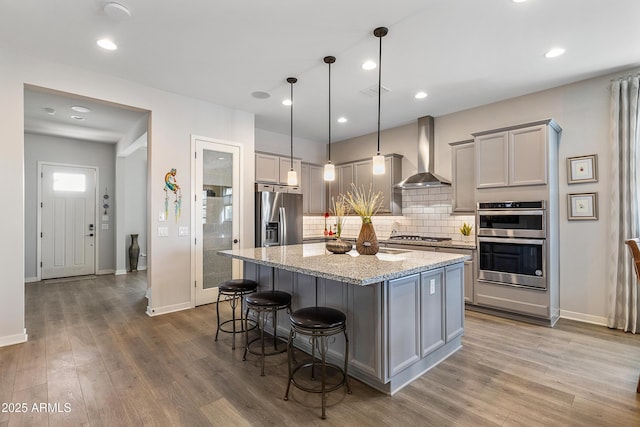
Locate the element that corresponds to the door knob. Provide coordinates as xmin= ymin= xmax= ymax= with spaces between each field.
xmin=85 ymin=233 xmax=94 ymax=237
xmin=233 ymin=239 xmax=238 ymax=244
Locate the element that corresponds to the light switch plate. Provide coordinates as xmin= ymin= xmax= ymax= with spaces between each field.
xmin=159 ymin=211 xmax=166 ymax=222
xmin=101 ymin=223 xmax=109 ymax=230
xmin=158 ymin=226 xmax=169 ymax=237
xmin=429 ymin=279 xmax=436 ymax=295
xmin=179 ymin=226 xmax=189 ymax=236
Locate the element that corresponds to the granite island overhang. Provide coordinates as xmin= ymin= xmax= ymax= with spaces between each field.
xmin=218 ymin=242 xmax=469 ymax=395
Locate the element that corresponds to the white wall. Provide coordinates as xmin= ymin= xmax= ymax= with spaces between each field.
xmin=333 ymin=67 xmax=640 ymax=324
xmin=255 ymin=128 xmax=325 ymax=165
xmin=0 ymin=48 xmax=255 ymax=346
xmin=123 ymin=147 xmax=148 ymax=272
xmin=24 ymin=134 xmax=117 ymax=279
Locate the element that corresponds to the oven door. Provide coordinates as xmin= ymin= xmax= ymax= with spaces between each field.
xmin=478 ymin=236 xmax=546 ymax=289
xmin=477 ymin=210 xmax=546 ymax=238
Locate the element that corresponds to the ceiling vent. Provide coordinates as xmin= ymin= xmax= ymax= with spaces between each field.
xmin=360 ymin=84 xmax=391 ymax=97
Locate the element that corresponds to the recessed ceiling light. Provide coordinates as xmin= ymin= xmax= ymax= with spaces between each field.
xmin=103 ymin=2 xmax=131 ymax=19
xmin=282 ymin=99 xmax=292 ymax=106
xmin=97 ymin=38 xmax=117 ymax=51
xmin=545 ymin=47 xmax=565 ymax=58
xmin=44 ymin=107 xmax=56 ymax=115
xmin=71 ymin=106 xmax=91 ymax=113
xmin=251 ymin=91 xmax=270 ymax=99
xmin=71 ymin=115 xmax=85 ymax=121
xmin=362 ymin=60 xmax=377 ymax=70
xmin=415 ymin=91 xmax=428 ymax=99
xmin=337 ymin=117 xmax=347 ymax=123
xmin=512 ymin=0 xmax=527 ymax=3
xmin=218 ymin=157 xmax=225 ymax=160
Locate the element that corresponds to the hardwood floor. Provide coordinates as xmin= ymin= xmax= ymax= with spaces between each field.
xmin=1 ymin=273 xmax=639 ymax=426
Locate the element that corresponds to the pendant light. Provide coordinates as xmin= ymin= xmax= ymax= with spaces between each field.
xmin=372 ymin=26 xmax=388 ymax=175
xmin=286 ymin=77 xmax=298 ymax=186
xmin=323 ymin=56 xmax=336 ymax=181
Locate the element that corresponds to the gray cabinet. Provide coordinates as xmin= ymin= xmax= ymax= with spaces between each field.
xmin=439 ymin=247 xmax=476 ymax=304
xmin=255 ymin=152 xmax=302 ymax=185
xmin=449 ymin=139 xmax=475 ymax=213
xmin=474 ymin=121 xmax=560 ymax=189
xmin=420 ymin=269 xmax=445 ymax=356
xmin=445 ymin=264 xmax=464 ymax=342
xmin=328 ymin=155 xmax=402 ymax=215
xmin=387 ymin=274 xmax=421 ymax=377
xmin=301 ymin=163 xmax=326 ymax=215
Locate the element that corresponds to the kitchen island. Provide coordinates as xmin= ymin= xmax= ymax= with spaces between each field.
xmin=219 ymin=243 xmax=469 ymax=395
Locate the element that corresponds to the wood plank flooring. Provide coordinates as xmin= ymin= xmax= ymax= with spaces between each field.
xmin=1 ymin=273 xmax=639 ymax=426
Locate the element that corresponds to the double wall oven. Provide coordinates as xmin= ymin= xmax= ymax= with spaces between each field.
xmin=476 ymin=201 xmax=547 ymax=290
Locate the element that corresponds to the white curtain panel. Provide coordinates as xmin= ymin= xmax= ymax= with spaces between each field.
xmin=607 ymin=75 xmax=640 ymax=333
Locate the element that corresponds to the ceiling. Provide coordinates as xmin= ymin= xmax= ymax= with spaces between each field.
xmin=6 ymin=0 xmax=640 ymax=144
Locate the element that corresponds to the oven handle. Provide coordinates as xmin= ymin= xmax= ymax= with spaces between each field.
xmin=478 ymin=236 xmax=545 ymax=245
xmin=477 ymin=209 xmax=545 ymax=216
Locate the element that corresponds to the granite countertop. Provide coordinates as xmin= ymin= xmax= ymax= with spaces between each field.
xmin=219 ymin=242 xmax=469 ymax=286
xmin=303 ymin=236 xmax=476 ymax=250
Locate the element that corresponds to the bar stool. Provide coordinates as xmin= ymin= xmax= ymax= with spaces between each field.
xmin=284 ymin=306 xmax=351 ymax=420
xmin=243 ymin=290 xmax=292 ymax=376
xmin=214 ymin=279 xmax=258 ymax=350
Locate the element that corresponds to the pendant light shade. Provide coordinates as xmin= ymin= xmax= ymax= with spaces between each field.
xmin=372 ymin=26 xmax=388 ymax=175
xmin=286 ymin=77 xmax=298 ymax=186
xmin=323 ymin=55 xmax=336 ymax=181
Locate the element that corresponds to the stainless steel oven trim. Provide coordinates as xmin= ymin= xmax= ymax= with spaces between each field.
xmin=477 ymin=210 xmax=546 ymax=239
xmin=477 ymin=236 xmax=547 ymax=290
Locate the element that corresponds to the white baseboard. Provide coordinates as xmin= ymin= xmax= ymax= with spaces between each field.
xmin=560 ymin=310 xmax=607 ymax=326
xmin=115 ymin=269 xmax=128 ymax=275
xmin=146 ymin=301 xmax=192 ymax=317
xmin=97 ymin=269 xmax=115 ymax=275
xmin=115 ymin=267 xmax=147 ymax=276
xmin=25 ymin=276 xmax=39 ymax=283
xmin=0 ymin=329 xmax=28 ymax=348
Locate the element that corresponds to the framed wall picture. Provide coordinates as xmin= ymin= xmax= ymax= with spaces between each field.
xmin=567 ymin=154 xmax=598 ymax=184
xmin=567 ymin=192 xmax=598 ymax=220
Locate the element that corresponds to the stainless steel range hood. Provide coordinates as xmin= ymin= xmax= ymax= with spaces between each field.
xmin=395 ymin=115 xmax=450 ymax=188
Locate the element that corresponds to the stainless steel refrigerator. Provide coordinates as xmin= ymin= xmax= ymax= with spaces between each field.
xmin=255 ymin=187 xmax=303 ymax=247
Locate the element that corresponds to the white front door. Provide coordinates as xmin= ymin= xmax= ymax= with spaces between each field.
xmin=40 ymin=163 xmax=97 ymax=279
xmin=193 ymin=138 xmax=241 ymax=306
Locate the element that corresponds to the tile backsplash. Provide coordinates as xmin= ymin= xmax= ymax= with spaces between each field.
xmin=303 ymin=186 xmax=475 ymax=241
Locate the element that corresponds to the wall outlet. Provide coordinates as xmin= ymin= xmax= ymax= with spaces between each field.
xmin=429 ymin=279 xmax=436 ymax=295
xmin=159 ymin=211 xmax=166 ymax=222
xmin=158 ymin=226 xmax=169 ymax=237
xmin=179 ymin=226 xmax=189 ymax=236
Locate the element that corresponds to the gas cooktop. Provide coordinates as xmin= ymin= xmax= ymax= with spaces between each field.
xmin=388 ymin=235 xmax=452 ymax=242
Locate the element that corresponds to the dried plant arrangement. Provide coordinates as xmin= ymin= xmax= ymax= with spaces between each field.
xmin=344 ymin=183 xmax=383 ymax=224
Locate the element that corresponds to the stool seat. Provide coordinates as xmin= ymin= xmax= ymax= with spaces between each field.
xmin=218 ymin=279 xmax=258 ymax=293
xmin=246 ymin=291 xmax=291 ymax=307
xmin=215 ymin=279 xmax=258 ymax=350
xmin=290 ymin=307 xmax=346 ymax=329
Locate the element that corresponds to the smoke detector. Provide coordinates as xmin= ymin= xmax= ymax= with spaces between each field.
xmin=360 ymin=83 xmax=391 ymax=97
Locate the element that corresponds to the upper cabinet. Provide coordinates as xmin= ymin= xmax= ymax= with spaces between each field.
xmin=473 ymin=120 xmax=561 ymax=189
xmin=449 ymin=139 xmax=475 ymax=213
xmin=328 ymin=155 xmax=402 ymax=215
xmin=301 ymin=163 xmax=326 ymax=215
xmin=255 ymin=152 xmax=302 ymax=185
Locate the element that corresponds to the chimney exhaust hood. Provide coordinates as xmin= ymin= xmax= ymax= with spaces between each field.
xmin=395 ymin=115 xmax=450 ymax=188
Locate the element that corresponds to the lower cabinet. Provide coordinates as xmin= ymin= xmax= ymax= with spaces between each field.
xmin=445 ymin=263 xmax=464 ymax=342
xmin=387 ymin=275 xmax=421 ymax=377
xmin=420 ymin=269 xmax=445 ymax=356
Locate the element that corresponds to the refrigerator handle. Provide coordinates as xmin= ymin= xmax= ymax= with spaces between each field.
xmin=279 ymin=206 xmax=287 ymax=245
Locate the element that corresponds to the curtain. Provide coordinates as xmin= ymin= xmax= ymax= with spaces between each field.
xmin=607 ymin=75 xmax=640 ymax=333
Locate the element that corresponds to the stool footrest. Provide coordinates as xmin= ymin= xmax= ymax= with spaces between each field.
xmin=289 ymin=361 xmax=347 ymax=395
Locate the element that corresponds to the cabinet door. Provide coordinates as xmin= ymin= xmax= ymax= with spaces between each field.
xmin=509 ymin=125 xmax=547 ymax=186
xmin=354 ymin=160 xmax=373 ymax=190
xmin=475 ymin=132 xmax=508 ymax=188
xmin=387 ymin=274 xmax=421 ymax=377
xmin=451 ymin=142 xmax=475 ymax=213
xmin=308 ymin=164 xmax=326 ymax=215
xmin=420 ymin=269 xmax=445 ymax=357
xmin=255 ymin=153 xmax=279 ymax=183
xmin=373 ymin=157 xmax=393 ymax=213
xmin=301 ymin=163 xmax=310 ymax=214
xmin=438 ymin=247 xmax=475 ymax=304
xmin=445 ymin=264 xmax=464 ymax=342
xmin=279 ymin=158 xmax=302 ymax=185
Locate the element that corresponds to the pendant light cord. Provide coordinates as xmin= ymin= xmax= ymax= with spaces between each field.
xmin=377 ymin=31 xmax=382 ymax=156
xmin=328 ymin=59 xmax=332 ymax=162
xmin=290 ymin=80 xmax=294 ymax=167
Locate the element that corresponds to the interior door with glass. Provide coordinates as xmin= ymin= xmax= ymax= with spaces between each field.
xmin=40 ymin=163 xmax=97 ymax=279
xmin=194 ymin=138 xmax=241 ymax=305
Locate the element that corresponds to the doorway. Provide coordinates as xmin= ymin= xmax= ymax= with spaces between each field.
xmin=192 ymin=136 xmax=242 ymax=306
